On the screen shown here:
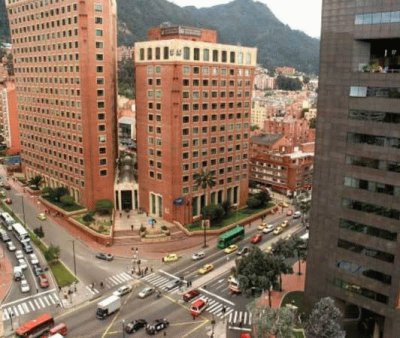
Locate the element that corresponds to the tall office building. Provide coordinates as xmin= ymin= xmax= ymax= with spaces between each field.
xmin=306 ymin=1 xmax=400 ymax=336
xmin=135 ymin=25 xmax=256 ymax=224
xmin=6 ymin=0 xmax=118 ymax=208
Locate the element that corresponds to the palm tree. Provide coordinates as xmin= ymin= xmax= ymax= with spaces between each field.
xmin=193 ymin=169 xmax=216 ymax=248
xmin=28 ymin=175 xmax=43 ymax=190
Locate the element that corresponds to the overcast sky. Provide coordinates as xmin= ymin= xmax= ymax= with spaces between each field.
xmin=170 ymin=0 xmax=322 ymax=38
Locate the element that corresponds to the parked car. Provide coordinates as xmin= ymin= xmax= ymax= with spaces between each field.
xmin=15 ymin=250 xmax=24 ymax=260
xmin=30 ymin=253 xmax=39 ymax=265
xmin=33 ymin=264 xmax=43 ymax=276
xmin=236 ymin=246 xmax=250 ymax=256
xmin=22 ymin=241 xmax=33 ymax=254
xmin=198 ymin=264 xmax=214 ymax=275
xmin=191 ymin=251 xmax=205 ymax=261
xmin=262 ymin=224 xmax=275 ymax=234
xmin=113 ymin=285 xmax=132 ymax=297
xmin=183 ymin=289 xmax=200 ymax=302
xmin=20 ymin=279 xmax=30 ymax=293
xmin=37 ymin=213 xmax=47 ymax=221
xmin=1 ymin=231 xmax=10 ymax=242
xmin=125 ymin=319 xmax=147 ymax=334
xmin=95 ymin=252 xmax=114 ymax=261
xmin=293 ymin=211 xmax=302 ymax=219
xmin=18 ymin=258 xmax=27 ymax=270
xmin=273 ymin=226 xmax=284 ymax=236
xmin=4 ymin=197 xmax=12 ymax=205
xmin=38 ymin=273 xmax=49 ymax=288
xmin=6 ymin=240 xmax=16 ymax=251
xmin=257 ymin=222 xmax=268 ymax=231
xmin=146 ymin=319 xmax=169 ymax=335
xmin=250 ymin=234 xmax=262 ymax=244
xmin=163 ymin=279 xmax=182 ymax=292
xmin=162 ymin=253 xmax=179 ymax=262
xmin=280 ymin=220 xmax=289 ymax=228
xmin=224 ymin=244 xmax=238 ymax=254
xmin=138 ymin=287 xmax=155 ymax=299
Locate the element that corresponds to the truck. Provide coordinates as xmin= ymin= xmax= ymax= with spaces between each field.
xmin=96 ymin=295 xmax=121 ymax=319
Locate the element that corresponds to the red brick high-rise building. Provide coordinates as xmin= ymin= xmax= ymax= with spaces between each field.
xmin=6 ymin=0 xmax=118 ymax=208
xmin=135 ymin=25 xmax=257 ymax=225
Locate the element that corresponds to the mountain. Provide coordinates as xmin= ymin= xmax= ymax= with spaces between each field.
xmin=0 ymin=0 xmax=320 ymax=73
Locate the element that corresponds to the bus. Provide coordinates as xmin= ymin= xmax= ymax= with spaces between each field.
xmin=217 ymin=225 xmax=245 ymax=249
xmin=15 ymin=313 xmax=54 ymax=338
xmin=11 ymin=222 xmax=29 ymax=242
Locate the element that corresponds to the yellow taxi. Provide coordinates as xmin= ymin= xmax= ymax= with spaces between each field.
xmin=257 ymin=222 xmax=267 ymax=231
xmin=224 ymin=244 xmax=238 ymax=254
xmin=280 ymin=220 xmax=289 ymax=228
xmin=273 ymin=226 xmax=283 ymax=236
xmin=162 ymin=253 xmax=179 ymax=262
xmin=37 ymin=213 xmax=47 ymax=221
xmin=198 ymin=264 xmax=214 ymax=275
xmin=264 ymin=246 xmax=273 ymax=254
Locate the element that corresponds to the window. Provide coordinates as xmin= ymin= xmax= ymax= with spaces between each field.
xmin=100 ymin=170 xmax=107 ymax=176
xmin=338 ymin=238 xmax=394 ymax=263
xmin=334 ymin=278 xmax=388 ymax=304
xmin=212 ymin=50 xmax=218 ymax=62
xmin=230 ymin=51 xmax=235 ymax=63
xmin=194 ymin=48 xmax=200 ymax=61
xmin=94 ymin=3 xmax=103 ymax=12
xmin=96 ymin=54 xmax=103 ymax=61
xmin=163 ymin=47 xmax=169 ymax=59
xmin=238 ymin=52 xmax=243 ymax=64
xmin=339 ymin=219 xmax=397 ymax=241
xmin=95 ymin=29 xmax=103 ymax=37
xmin=183 ymin=47 xmax=190 ymax=60
xmin=147 ymin=48 xmax=152 ymax=60
xmin=183 ymin=66 xmax=190 ymax=74
xmin=140 ymin=48 xmax=145 ymax=61
xmin=155 ymin=47 xmax=161 ymax=60
xmin=95 ymin=17 xmax=102 ymax=24
xmin=342 ymin=198 xmax=400 ymax=221
xmin=99 ymin=158 xmax=107 ymax=165
xmin=203 ymin=49 xmax=209 ymax=61
xmin=96 ymin=41 xmax=103 ymax=48
xmin=222 ymin=50 xmax=227 ymax=62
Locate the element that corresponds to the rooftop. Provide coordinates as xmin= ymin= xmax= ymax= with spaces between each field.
xmin=251 ymin=133 xmax=283 ymax=146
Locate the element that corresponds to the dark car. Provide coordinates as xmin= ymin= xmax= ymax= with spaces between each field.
xmin=183 ymin=289 xmax=200 ymax=302
xmin=146 ymin=319 xmax=169 ymax=335
xmin=95 ymin=252 xmax=114 ymax=261
xmin=33 ymin=264 xmax=44 ymax=276
xmin=125 ymin=319 xmax=147 ymax=334
xmin=162 ymin=279 xmax=182 ymax=291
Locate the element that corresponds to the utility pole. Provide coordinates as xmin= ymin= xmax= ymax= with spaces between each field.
xmin=20 ymin=195 xmax=26 ymax=226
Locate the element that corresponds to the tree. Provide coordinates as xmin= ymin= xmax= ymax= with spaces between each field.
xmin=248 ymin=301 xmax=297 ymax=338
xmin=118 ymin=57 xmax=135 ymax=98
xmin=293 ymin=190 xmax=312 ymax=225
xmin=255 ymin=190 xmax=271 ymax=207
xmin=270 ymin=239 xmax=294 ymax=291
xmin=52 ymin=187 xmax=69 ymax=202
xmin=44 ymin=244 xmax=60 ymax=262
xmin=28 ymin=175 xmax=43 ymax=189
xmin=95 ymin=199 xmax=114 ymax=215
xmin=288 ymin=235 xmax=307 ymax=275
xmin=221 ymin=200 xmax=231 ymax=215
xmin=276 ymin=75 xmax=303 ymax=91
xmin=60 ymin=194 xmax=75 ymax=207
xmin=194 ymin=169 xmax=216 ymax=248
xmin=247 ymin=196 xmax=262 ymax=209
xmin=201 ymin=204 xmax=225 ymax=225
xmin=306 ymin=297 xmax=345 ymax=338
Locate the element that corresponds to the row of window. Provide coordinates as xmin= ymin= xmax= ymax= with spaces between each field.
xmin=334 ymin=278 xmax=388 ymax=304
xmin=182 ymin=66 xmax=251 ymax=77
xmin=140 ymin=46 xmax=252 ymax=65
xmin=11 ymin=16 xmax=78 ymax=36
xmin=349 ymin=109 xmax=400 ymax=124
xmin=183 ymin=79 xmax=252 ymax=87
xmin=339 ymin=218 xmax=397 ymax=241
xmin=344 ymin=176 xmax=400 ymax=197
xmin=342 ymin=198 xmax=400 ymax=221
xmin=355 ymin=11 xmax=400 ymax=25
xmin=350 ymin=86 xmax=400 ymax=98
xmin=345 ymin=155 xmax=400 ymax=173
xmin=18 ymin=86 xmax=82 ymax=97
xmin=337 ymin=238 xmax=394 ymax=263
xmin=337 ymin=260 xmax=392 ymax=285
xmin=16 ymin=74 xmax=81 ymax=85
xmin=347 ymin=132 xmax=400 ymax=149
xmin=17 ymin=64 xmax=81 ymax=73
xmin=182 ymin=90 xmax=250 ymax=99
xmin=16 ymin=52 xmax=79 ymax=65
xmin=181 ymin=114 xmax=249 ymax=123
xmin=8 ymin=1 xmax=78 ymax=15
xmin=182 ymin=102 xmax=251 ymax=111
xmin=182 ymin=159 xmax=245 ymax=172
xmin=13 ymin=28 xmax=79 ymax=46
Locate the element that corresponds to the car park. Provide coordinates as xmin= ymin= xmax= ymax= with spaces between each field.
xmin=198 ymin=264 xmax=214 ymax=275
xmin=236 ymin=246 xmax=250 ymax=256
xmin=162 ymin=253 xmax=179 ymax=262
xmin=30 ymin=253 xmax=39 ymax=265
xmin=37 ymin=213 xmax=47 ymax=221
xmin=224 ymin=244 xmax=238 ymax=254
xmin=125 ymin=319 xmax=147 ymax=334
xmin=138 ymin=287 xmax=155 ymax=299
xmin=191 ymin=251 xmax=205 ymax=260
xmin=250 ymin=233 xmax=262 ymax=244
xmin=20 ymin=279 xmax=30 ymax=293
xmin=15 ymin=250 xmax=24 ymax=260
xmin=113 ymin=285 xmax=132 ymax=297
xmin=6 ymin=240 xmax=16 ymax=251
xmin=146 ymin=319 xmax=169 ymax=335
xmin=182 ymin=289 xmax=200 ymax=302
xmin=38 ymin=273 xmax=49 ymax=288
xmin=293 ymin=211 xmax=302 ymax=219
xmin=273 ymin=226 xmax=283 ymax=235
xmin=95 ymin=252 xmax=114 ymax=261
xmin=18 ymin=258 xmax=27 ymax=270
xmin=33 ymin=264 xmax=44 ymax=276
xmin=262 ymin=224 xmax=275 ymax=234
xmin=163 ymin=279 xmax=182 ymax=291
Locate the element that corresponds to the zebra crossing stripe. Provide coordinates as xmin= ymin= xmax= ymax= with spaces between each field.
xmin=43 ymin=296 xmax=50 ymax=306
xmin=3 ymin=310 xmax=9 ymax=320
xmin=22 ymin=303 xmax=30 ymax=313
xmin=17 ymin=304 xmax=24 ymax=315
xmin=115 ymin=274 xmax=127 ymax=283
xmin=119 ymin=273 xmax=131 ymax=282
xmin=243 ymin=312 xmax=247 ymax=324
xmin=228 ymin=312 xmax=233 ymax=323
xmin=28 ymin=301 xmax=35 ymax=311
xmin=12 ymin=306 xmax=19 ymax=317
xmin=38 ymin=298 xmax=45 ymax=307
xmin=108 ymin=276 xmax=120 ymax=285
xmin=48 ymin=295 xmax=56 ymax=305
xmin=149 ymin=276 xmax=168 ymax=285
xmin=105 ymin=280 xmax=114 ymax=288
xmin=34 ymin=299 xmax=41 ymax=309
xmin=249 ymin=312 xmax=252 ymax=324
xmin=208 ymin=303 xmax=223 ymax=313
xmin=142 ymin=273 xmax=155 ymax=280
xmin=49 ymin=293 xmax=58 ymax=304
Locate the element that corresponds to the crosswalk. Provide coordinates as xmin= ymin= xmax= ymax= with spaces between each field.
xmin=85 ymin=271 xmax=133 ymax=295
xmin=1 ymin=290 xmax=60 ymax=320
xmin=141 ymin=272 xmax=183 ymax=294
xmin=228 ymin=310 xmax=252 ymax=327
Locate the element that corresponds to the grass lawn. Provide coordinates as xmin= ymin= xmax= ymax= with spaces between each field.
xmin=50 ymin=261 xmax=77 ymax=287
xmin=187 ymin=203 xmax=274 ymax=231
xmin=281 ymin=291 xmax=306 ymax=310
xmin=74 ymin=215 xmax=111 ymax=235
xmin=42 ymin=195 xmax=84 ymax=212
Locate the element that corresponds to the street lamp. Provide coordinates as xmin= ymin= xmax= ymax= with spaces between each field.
xmin=202 ymin=219 xmax=208 ymax=248
xmin=71 ymin=240 xmax=77 ymax=276
xmin=16 ymin=194 xmax=26 ymax=226
xmin=122 ymin=319 xmax=126 ymax=338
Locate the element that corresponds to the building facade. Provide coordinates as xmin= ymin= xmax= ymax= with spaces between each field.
xmin=306 ymin=1 xmax=400 ymax=337
xmin=6 ymin=0 xmax=118 ymax=208
xmin=135 ymin=25 xmax=256 ymax=224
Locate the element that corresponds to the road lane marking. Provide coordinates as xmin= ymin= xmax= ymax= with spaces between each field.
xmin=22 ymin=303 xmax=29 ymax=313
xmin=28 ymin=301 xmax=35 ymax=311
xmin=43 ymin=296 xmax=50 ymax=306
xmin=38 ymin=298 xmax=45 ymax=307
xmin=181 ymin=319 xmax=209 ymax=338
xmin=34 ymin=299 xmax=40 ymax=309
xmin=0 ymin=288 xmax=57 ymax=308
xmin=17 ymin=304 xmax=24 ymax=315
xmin=198 ymin=287 xmax=235 ymax=306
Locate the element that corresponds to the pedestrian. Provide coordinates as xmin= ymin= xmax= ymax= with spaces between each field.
xmin=119 ymin=212 xmax=122 ymax=217
xmin=150 ymin=267 xmax=153 ymax=273
xmin=131 ymin=225 xmax=133 ymax=231
xmin=163 ymin=332 xmax=166 ymax=337
xmin=192 ymin=314 xmax=196 ymax=320
xmin=145 ymin=266 xmax=148 ymax=274
xmin=100 ymin=282 xmax=104 ymax=288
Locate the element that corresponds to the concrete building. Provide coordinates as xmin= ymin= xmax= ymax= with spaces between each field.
xmin=306 ymin=1 xmax=400 ymax=337
xmin=6 ymin=0 xmax=118 ymax=208
xmin=135 ymin=24 xmax=256 ymax=224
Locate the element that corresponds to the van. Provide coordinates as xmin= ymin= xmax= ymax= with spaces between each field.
xmin=13 ymin=266 xmax=24 ymax=281
xmin=0 ymin=212 xmax=15 ymax=230
xmin=293 ymin=211 xmax=302 ymax=219
xmin=190 ymin=298 xmax=208 ymax=317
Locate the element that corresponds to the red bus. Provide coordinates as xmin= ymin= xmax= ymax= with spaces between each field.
xmin=15 ymin=313 xmax=55 ymax=338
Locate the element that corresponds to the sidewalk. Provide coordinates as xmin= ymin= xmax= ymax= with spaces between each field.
xmin=0 ymin=252 xmax=13 ymax=337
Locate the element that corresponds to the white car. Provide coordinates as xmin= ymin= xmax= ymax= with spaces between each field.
xmin=15 ymin=250 xmax=24 ymax=260
xmin=20 ymin=279 xmax=30 ymax=293
xmin=262 ymin=224 xmax=275 ymax=234
xmin=29 ymin=253 xmax=39 ymax=265
xmin=7 ymin=241 xmax=16 ymax=251
xmin=113 ymin=285 xmax=132 ymax=297
xmin=293 ymin=211 xmax=302 ymax=219
xmin=18 ymin=258 xmax=27 ymax=270
xmin=191 ymin=251 xmax=205 ymax=260
xmin=138 ymin=287 xmax=154 ymax=299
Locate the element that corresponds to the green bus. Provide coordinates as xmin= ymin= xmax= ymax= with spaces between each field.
xmin=217 ymin=225 xmax=245 ymax=249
